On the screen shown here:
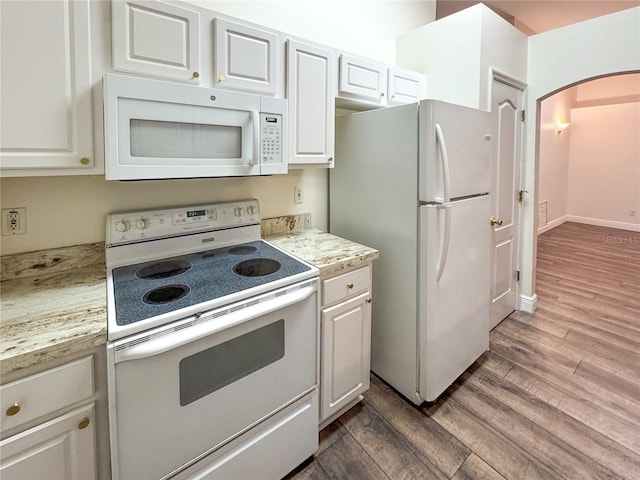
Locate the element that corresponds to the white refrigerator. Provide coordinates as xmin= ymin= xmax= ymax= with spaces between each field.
xmin=330 ymin=100 xmax=491 ymax=404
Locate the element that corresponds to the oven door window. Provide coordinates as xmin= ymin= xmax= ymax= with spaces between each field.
xmin=179 ymin=320 xmax=284 ymax=406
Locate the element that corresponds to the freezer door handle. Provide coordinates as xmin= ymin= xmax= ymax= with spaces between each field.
xmin=435 ymin=123 xmax=451 ymax=203
xmin=436 ymin=203 xmax=452 ymax=281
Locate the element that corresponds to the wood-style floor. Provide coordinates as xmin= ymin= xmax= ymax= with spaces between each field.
xmin=289 ymin=222 xmax=640 ymax=480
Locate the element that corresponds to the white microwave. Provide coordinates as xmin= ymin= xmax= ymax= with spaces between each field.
xmin=103 ymin=74 xmax=287 ymax=180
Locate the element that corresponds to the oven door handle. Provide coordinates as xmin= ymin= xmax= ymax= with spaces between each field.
xmin=114 ymin=284 xmax=316 ymax=364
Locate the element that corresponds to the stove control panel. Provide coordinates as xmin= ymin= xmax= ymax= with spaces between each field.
xmin=107 ymin=200 xmax=261 ymax=245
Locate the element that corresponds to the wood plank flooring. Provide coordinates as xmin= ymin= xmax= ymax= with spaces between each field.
xmin=289 ymin=222 xmax=640 ymax=480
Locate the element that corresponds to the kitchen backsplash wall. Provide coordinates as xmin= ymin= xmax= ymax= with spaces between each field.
xmin=0 ymin=170 xmax=324 ymax=256
xmin=0 ymin=0 xmax=437 ymax=257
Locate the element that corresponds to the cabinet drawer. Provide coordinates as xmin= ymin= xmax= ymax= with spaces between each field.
xmin=1 ymin=356 xmax=94 ymax=434
xmin=322 ymin=265 xmax=371 ymax=306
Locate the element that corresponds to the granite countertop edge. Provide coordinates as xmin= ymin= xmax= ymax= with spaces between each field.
xmin=0 ymin=231 xmax=378 ymax=377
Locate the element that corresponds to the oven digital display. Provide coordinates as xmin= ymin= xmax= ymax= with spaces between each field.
xmin=187 ymin=209 xmax=206 ymax=218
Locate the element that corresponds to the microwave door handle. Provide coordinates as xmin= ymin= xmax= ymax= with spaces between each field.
xmin=250 ymin=110 xmax=260 ymax=165
xmin=113 ymin=284 xmax=316 ymax=364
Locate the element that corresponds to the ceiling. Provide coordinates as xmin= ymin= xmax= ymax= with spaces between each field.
xmin=436 ymin=0 xmax=640 ymax=34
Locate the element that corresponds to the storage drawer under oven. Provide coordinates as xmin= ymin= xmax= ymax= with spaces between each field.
xmin=108 ymin=280 xmax=318 ymax=480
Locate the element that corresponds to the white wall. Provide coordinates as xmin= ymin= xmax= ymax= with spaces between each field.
xmin=396 ymin=3 xmax=527 ymax=110
xmin=537 ymin=87 xmax=575 ymax=230
xmin=567 ymin=102 xmax=640 ymax=229
xmin=0 ymin=0 xmax=436 ymax=256
xmin=522 ymin=6 xmax=640 ymax=298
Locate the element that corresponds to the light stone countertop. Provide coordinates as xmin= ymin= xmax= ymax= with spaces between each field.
xmin=1 ymin=243 xmax=107 ymax=378
xmin=0 ymin=226 xmax=378 ymax=377
xmin=266 ymin=229 xmax=379 ymax=279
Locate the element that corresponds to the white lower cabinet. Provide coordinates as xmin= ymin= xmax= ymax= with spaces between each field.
xmin=320 ymin=265 xmax=372 ymax=426
xmin=0 ymin=356 xmax=98 ymax=479
xmin=0 ymin=404 xmax=96 ymax=480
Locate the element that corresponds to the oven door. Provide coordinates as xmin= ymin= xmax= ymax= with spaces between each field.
xmin=107 ymin=280 xmax=318 ymax=480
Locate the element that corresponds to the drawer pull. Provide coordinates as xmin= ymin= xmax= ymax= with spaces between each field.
xmin=193 ymin=71 xmax=200 ymax=79
xmin=6 ymin=403 xmax=21 ymax=416
xmin=366 ymin=298 xmax=372 ymax=304
xmin=347 ymin=283 xmax=354 ymax=289
xmin=78 ymin=417 xmax=90 ymax=430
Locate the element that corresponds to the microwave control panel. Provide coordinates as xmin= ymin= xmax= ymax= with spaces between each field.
xmin=260 ymin=114 xmax=282 ymax=165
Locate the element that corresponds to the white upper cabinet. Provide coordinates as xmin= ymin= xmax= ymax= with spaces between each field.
xmin=214 ymin=18 xmax=279 ymax=95
xmin=387 ymin=66 xmax=427 ymax=106
xmin=286 ymin=40 xmax=336 ymax=166
xmin=0 ymin=0 xmax=96 ymax=175
xmin=338 ymin=54 xmax=388 ymax=105
xmin=112 ymin=0 xmax=201 ymax=83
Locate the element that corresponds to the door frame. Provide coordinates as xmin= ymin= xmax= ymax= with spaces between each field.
xmin=489 ymin=69 xmax=528 ymax=319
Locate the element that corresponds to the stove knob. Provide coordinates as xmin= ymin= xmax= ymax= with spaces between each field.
xmin=247 ymin=205 xmax=256 ymax=215
xmin=234 ymin=207 xmax=242 ymax=217
xmin=115 ymin=220 xmax=130 ymax=233
xmin=135 ymin=218 xmax=150 ymax=230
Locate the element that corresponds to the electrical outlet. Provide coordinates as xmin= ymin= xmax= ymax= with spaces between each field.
xmin=2 ymin=208 xmax=27 ymax=236
xmin=294 ymin=186 xmax=303 ymax=204
xmin=630 ymin=209 xmax=638 ymax=217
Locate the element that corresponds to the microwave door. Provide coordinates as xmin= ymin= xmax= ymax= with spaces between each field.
xmin=109 ymin=98 xmax=261 ymax=180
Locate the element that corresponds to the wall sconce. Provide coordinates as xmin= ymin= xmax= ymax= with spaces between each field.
xmin=556 ymin=121 xmax=570 ymax=134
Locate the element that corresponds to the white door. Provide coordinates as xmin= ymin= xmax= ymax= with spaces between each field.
xmin=489 ymin=78 xmax=524 ymax=329
xmin=0 ymin=0 xmax=94 ymax=173
xmin=0 ymin=404 xmax=96 ymax=480
xmin=387 ymin=67 xmax=427 ymax=106
xmin=418 ymin=196 xmax=490 ymax=402
xmin=214 ymin=18 xmax=279 ymax=95
xmin=112 ymin=0 xmax=200 ymax=83
xmin=286 ymin=40 xmax=335 ymax=166
xmin=320 ymin=291 xmax=371 ymax=422
xmin=338 ymin=54 xmax=387 ymax=105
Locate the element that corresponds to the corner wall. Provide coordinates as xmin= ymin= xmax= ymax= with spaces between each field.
xmin=522 ymin=6 xmax=640 ymax=299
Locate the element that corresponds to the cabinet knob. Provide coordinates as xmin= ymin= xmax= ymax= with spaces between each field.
xmin=80 ymin=157 xmax=90 ymax=165
xmin=192 ymin=72 xmax=200 ymax=79
xmin=6 ymin=403 xmax=20 ymax=416
xmin=347 ymin=283 xmax=354 ymax=289
xmin=78 ymin=417 xmax=90 ymax=430
xmin=366 ymin=298 xmax=372 ymax=304
xmin=218 ymin=75 xmax=225 ymax=82
xmin=328 ymin=157 xmax=333 ymax=162
xmin=490 ymin=216 xmax=503 ymax=226
xmin=391 ymin=94 xmax=396 ymax=100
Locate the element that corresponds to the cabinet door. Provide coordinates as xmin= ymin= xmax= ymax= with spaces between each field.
xmin=320 ymin=292 xmax=372 ymax=423
xmin=214 ymin=18 xmax=279 ymax=95
xmin=388 ymin=67 xmax=427 ymax=106
xmin=286 ymin=40 xmax=335 ymax=166
xmin=338 ymin=54 xmax=387 ymax=105
xmin=112 ymin=0 xmax=200 ymax=83
xmin=0 ymin=0 xmax=94 ymax=174
xmin=0 ymin=404 xmax=96 ymax=480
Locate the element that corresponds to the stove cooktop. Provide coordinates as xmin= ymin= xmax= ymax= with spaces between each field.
xmin=111 ymin=240 xmax=312 ymax=326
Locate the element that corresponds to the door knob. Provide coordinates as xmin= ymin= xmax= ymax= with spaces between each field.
xmin=490 ymin=216 xmax=503 ymax=226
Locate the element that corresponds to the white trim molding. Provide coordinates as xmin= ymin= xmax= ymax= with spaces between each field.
xmin=567 ymin=215 xmax=640 ymax=232
xmin=519 ymin=293 xmax=538 ymax=313
xmin=538 ymin=215 xmax=568 ymax=235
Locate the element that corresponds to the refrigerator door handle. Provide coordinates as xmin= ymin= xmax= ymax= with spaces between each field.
xmin=435 ymin=123 xmax=451 ymax=203
xmin=436 ymin=203 xmax=452 ymax=282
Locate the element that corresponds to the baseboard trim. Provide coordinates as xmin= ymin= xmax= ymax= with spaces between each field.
xmin=519 ymin=294 xmax=537 ymax=313
xmin=537 ymin=216 xmax=568 ymax=235
xmin=566 ymin=215 xmax=640 ymax=232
